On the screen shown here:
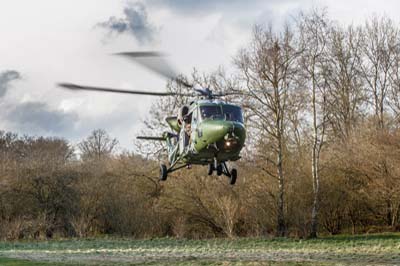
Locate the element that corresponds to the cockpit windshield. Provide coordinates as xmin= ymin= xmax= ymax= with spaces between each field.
xmin=200 ymin=104 xmax=243 ymax=123
xmin=200 ymin=105 xmax=223 ymax=120
xmin=223 ymin=105 xmax=244 ymax=123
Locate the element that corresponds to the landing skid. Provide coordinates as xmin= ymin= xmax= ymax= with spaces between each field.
xmin=208 ymin=161 xmax=237 ymax=185
xmin=159 ymin=161 xmax=237 ymax=185
xmin=159 ymin=162 xmax=188 ymax=181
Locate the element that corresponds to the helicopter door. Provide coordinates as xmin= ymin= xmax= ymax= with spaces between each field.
xmin=179 ymin=110 xmax=192 ymax=154
xmin=190 ymin=107 xmax=198 ymax=139
xmin=191 ymin=107 xmax=198 ymax=129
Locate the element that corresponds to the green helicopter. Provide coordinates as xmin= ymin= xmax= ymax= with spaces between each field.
xmin=58 ymin=52 xmax=246 ymax=185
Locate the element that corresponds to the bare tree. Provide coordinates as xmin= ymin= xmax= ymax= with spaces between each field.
xmin=325 ymin=25 xmax=366 ymax=140
xmin=79 ymin=129 xmax=118 ymax=160
xmin=388 ymin=35 xmax=400 ymax=123
xmin=361 ymin=16 xmax=399 ymax=129
xmin=235 ymin=25 xmax=300 ymax=236
xmin=298 ymin=10 xmax=330 ymax=238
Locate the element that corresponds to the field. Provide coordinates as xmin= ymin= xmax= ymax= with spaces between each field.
xmin=0 ymin=234 xmax=399 ymax=266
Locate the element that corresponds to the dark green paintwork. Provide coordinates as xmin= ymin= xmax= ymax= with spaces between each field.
xmin=188 ymin=120 xmax=245 ymax=163
xmin=167 ymin=100 xmax=246 ymax=165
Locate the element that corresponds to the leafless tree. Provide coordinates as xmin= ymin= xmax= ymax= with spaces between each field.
xmin=298 ymin=9 xmax=330 ymax=238
xmin=388 ymin=34 xmax=400 ymax=123
xmin=235 ymin=24 xmax=300 ymax=236
xmin=361 ymin=16 xmax=399 ymax=129
xmin=325 ymin=24 xmax=366 ymax=140
xmin=78 ymin=129 xmax=118 ymax=160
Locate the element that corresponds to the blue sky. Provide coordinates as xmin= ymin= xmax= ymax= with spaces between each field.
xmin=1 ymin=0 xmax=399 ymax=150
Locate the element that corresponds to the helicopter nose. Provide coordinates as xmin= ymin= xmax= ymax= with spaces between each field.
xmin=211 ymin=121 xmax=233 ymax=137
xmin=220 ymin=121 xmax=235 ymax=135
xmin=223 ymin=121 xmax=245 ymax=139
xmin=203 ymin=120 xmax=245 ymax=144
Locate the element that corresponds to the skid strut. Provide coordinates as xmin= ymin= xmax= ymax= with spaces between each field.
xmin=167 ymin=163 xmax=188 ymax=173
xmin=221 ymin=162 xmax=232 ymax=177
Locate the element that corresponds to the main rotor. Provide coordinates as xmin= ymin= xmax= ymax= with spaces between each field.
xmin=58 ymin=51 xmax=231 ymax=100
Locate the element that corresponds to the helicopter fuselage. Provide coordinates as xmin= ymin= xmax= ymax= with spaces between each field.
xmin=186 ymin=119 xmax=246 ymax=164
xmin=167 ymin=99 xmax=246 ymax=165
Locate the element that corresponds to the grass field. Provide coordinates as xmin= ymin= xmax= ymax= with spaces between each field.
xmin=0 ymin=234 xmax=399 ymax=266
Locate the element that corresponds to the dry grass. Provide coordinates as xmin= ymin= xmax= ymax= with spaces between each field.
xmin=0 ymin=233 xmax=399 ymax=265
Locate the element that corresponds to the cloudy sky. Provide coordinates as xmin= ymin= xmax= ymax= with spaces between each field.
xmin=1 ymin=0 xmax=400 ymax=150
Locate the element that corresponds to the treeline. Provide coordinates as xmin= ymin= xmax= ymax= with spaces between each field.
xmin=2 ymin=10 xmax=400 ymax=240
xmin=1 ymin=128 xmax=399 ymax=240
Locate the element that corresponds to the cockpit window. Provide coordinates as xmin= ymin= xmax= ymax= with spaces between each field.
xmin=200 ymin=105 xmax=243 ymax=123
xmin=200 ymin=105 xmax=223 ymax=120
xmin=223 ymin=105 xmax=244 ymax=123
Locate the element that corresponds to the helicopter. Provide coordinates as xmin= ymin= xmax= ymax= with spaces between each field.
xmin=58 ymin=52 xmax=246 ymax=185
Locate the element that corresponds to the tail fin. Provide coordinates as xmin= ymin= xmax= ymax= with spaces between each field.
xmin=137 ymin=132 xmax=177 ymax=141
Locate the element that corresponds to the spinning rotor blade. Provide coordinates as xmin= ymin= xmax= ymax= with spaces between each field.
xmin=58 ymin=83 xmax=194 ymax=97
xmin=213 ymin=92 xmax=246 ymax=97
xmin=114 ymin=51 xmax=192 ymax=88
xmin=137 ymin=136 xmax=166 ymax=141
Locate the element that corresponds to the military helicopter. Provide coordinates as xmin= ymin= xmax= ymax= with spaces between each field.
xmin=58 ymin=52 xmax=246 ymax=185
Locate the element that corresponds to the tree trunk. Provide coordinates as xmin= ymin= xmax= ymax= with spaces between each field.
xmin=276 ymin=125 xmax=286 ymax=237
xmin=310 ymin=156 xmax=320 ymax=238
xmin=310 ymin=75 xmax=321 ymax=239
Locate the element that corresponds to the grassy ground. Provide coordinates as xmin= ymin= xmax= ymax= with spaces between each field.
xmin=0 ymin=233 xmax=399 ymax=265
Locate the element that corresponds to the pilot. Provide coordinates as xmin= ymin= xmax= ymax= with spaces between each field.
xmin=178 ymin=105 xmax=189 ymax=126
xmin=183 ymin=114 xmax=192 ymax=136
xmin=183 ymin=113 xmax=192 ymax=168
xmin=177 ymin=105 xmax=191 ymax=150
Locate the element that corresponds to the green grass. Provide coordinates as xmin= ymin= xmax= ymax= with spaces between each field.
xmin=0 ymin=257 xmax=331 ymax=266
xmin=0 ymin=233 xmax=399 ymax=265
xmin=0 ymin=257 xmax=72 ymax=266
